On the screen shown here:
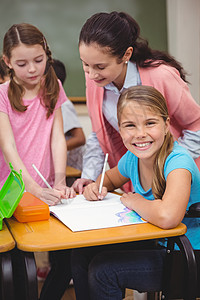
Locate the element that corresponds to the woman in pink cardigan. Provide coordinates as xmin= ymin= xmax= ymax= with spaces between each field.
xmin=73 ymin=11 xmax=200 ymax=194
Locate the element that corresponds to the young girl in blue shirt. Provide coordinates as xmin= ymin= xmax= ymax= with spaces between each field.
xmin=71 ymin=85 xmax=200 ymax=300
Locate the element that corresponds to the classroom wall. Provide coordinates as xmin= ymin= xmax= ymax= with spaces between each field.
xmin=167 ymin=0 xmax=200 ymax=104
xmin=0 ymin=0 xmax=167 ymax=97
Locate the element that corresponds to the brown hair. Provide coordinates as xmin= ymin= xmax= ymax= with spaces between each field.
xmin=0 ymin=56 xmax=9 ymax=83
xmin=3 ymin=23 xmax=59 ymax=118
xmin=79 ymin=11 xmax=187 ymax=82
xmin=117 ymin=85 xmax=174 ymax=199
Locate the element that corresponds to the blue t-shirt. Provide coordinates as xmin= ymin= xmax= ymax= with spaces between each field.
xmin=118 ymin=142 xmax=200 ymax=249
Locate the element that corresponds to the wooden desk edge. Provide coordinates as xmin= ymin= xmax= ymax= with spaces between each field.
xmin=0 ymin=241 xmax=16 ymax=253
xmin=69 ymin=97 xmax=86 ymax=104
xmin=7 ymin=217 xmax=187 ymax=252
xmin=0 ymin=222 xmax=16 ymax=253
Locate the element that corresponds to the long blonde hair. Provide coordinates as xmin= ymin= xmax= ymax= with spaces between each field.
xmin=3 ymin=23 xmax=59 ymax=118
xmin=117 ymin=85 xmax=174 ymax=199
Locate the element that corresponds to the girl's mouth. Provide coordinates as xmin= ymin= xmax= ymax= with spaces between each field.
xmin=133 ymin=142 xmax=153 ymax=150
xmin=134 ymin=142 xmax=152 ymax=147
xmin=29 ymin=76 xmax=38 ymax=80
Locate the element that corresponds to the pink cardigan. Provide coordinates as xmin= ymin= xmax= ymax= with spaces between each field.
xmin=85 ymin=64 xmax=200 ymax=191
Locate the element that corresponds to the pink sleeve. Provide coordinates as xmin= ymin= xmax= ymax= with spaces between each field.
xmin=139 ymin=65 xmax=200 ymax=137
xmin=171 ymin=86 xmax=200 ymax=131
xmin=0 ymin=83 xmax=10 ymax=114
xmin=55 ymin=80 xmax=68 ymax=109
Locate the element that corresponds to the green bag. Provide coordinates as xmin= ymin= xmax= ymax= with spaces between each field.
xmin=0 ymin=163 xmax=25 ymax=230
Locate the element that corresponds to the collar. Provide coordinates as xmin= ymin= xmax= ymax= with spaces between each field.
xmin=104 ymin=61 xmax=139 ymax=94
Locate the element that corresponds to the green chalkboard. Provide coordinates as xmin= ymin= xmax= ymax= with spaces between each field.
xmin=0 ymin=0 xmax=167 ymax=96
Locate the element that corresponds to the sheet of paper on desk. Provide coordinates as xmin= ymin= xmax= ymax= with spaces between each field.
xmin=49 ymin=192 xmax=146 ymax=232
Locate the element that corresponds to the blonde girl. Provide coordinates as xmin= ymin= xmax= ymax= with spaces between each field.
xmin=71 ymin=85 xmax=200 ymax=300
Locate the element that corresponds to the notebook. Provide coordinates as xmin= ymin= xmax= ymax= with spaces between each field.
xmin=49 ymin=192 xmax=146 ymax=232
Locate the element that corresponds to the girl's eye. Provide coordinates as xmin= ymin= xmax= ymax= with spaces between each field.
xmin=35 ymin=59 xmax=43 ymax=63
xmin=146 ymin=121 xmax=156 ymax=126
xmin=122 ymin=123 xmax=135 ymax=129
xmin=17 ymin=63 xmax=26 ymax=67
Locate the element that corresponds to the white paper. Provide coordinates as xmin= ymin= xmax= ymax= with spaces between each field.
xmin=49 ymin=192 xmax=146 ymax=232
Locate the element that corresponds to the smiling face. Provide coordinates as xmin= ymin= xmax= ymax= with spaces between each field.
xmin=79 ymin=42 xmax=132 ymax=90
xmin=4 ymin=43 xmax=47 ymax=89
xmin=119 ymin=101 xmax=170 ymax=163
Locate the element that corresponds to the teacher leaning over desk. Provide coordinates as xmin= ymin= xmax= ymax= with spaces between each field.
xmin=72 ymin=11 xmax=200 ymax=194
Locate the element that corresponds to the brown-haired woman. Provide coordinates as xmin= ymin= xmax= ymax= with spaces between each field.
xmin=72 ymin=11 xmax=200 ymax=195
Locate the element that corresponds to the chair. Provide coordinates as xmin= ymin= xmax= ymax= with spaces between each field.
xmin=147 ymin=202 xmax=200 ymax=300
xmin=185 ymin=202 xmax=200 ymax=218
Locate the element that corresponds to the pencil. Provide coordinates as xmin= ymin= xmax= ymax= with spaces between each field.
xmin=99 ymin=153 xmax=109 ymax=194
xmin=32 ymin=164 xmax=52 ymax=189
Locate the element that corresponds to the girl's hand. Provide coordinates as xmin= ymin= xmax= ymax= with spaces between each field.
xmin=40 ymin=188 xmax=63 ymax=206
xmin=64 ymin=186 xmax=76 ymax=199
xmin=120 ymin=192 xmax=143 ymax=210
xmin=72 ymin=178 xmax=94 ymax=194
xmin=54 ymin=183 xmax=76 ymax=199
xmin=83 ymin=182 xmax=107 ymax=201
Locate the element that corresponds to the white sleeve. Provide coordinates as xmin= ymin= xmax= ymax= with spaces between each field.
xmin=178 ymin=130 xmax=200 ymax=159
xmin=61 ymin=100 xmax=81 ymax=134
xmin=81 ymin=132 xmax=105 ymax=181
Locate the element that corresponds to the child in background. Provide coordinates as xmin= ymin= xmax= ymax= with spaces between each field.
xmin=0 ymin=23 xmax=74 ymax=300
xmin=71 ymin=85 xmax=200 ymax=300
xmin=52 ymin=59 xmax=86 ymax=185
xmin=0 ymin=56 xmax=10 ymax=83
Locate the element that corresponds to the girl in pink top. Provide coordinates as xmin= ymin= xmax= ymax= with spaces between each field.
xmin=0 ymin=23 xmax=74 ymax=300
xmin=0 ymin=23 xmax=75 ymax=205
xmin=73 ymin=11 xmax=200 ymax=194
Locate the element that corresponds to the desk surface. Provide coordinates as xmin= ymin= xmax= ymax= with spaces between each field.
xmin=66 ymin=166 xmax=81 ymax=178
xmin=0 ymin=222 xmax=15 ymax=253
xmin=7 ymin=216 xmax=187 ymax=252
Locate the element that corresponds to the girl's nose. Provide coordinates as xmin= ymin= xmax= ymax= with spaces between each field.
xmin=28 ymin=63 xmax=36 ymax=73
xmin=136 ymin=126 xmax=147 ymax=138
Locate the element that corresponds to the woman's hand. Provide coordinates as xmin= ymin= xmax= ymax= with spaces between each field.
xmin=83 ymin=182 xmax=107 ymax=201
xmin=72 ymin=178 xmax=94 ymax=194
